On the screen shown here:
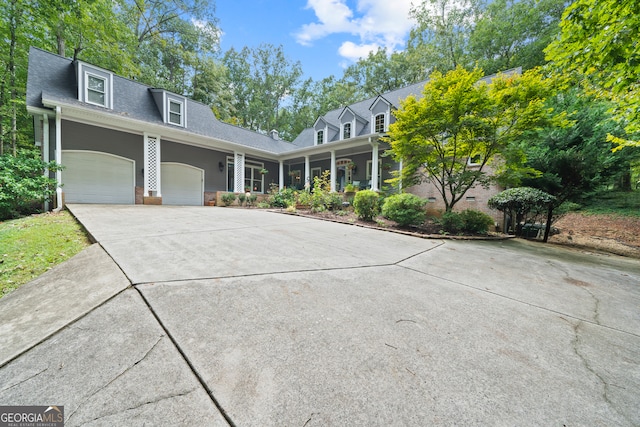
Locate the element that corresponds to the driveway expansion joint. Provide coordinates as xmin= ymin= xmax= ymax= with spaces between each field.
xmin=134 ymin=287 xmax=236 ymax=427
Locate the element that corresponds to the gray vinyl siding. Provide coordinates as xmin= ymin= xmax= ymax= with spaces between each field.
xmin=161 ymin=140 xmax=227 ymax=192
xmin=61 ymin=121 xmax=144 ymax=187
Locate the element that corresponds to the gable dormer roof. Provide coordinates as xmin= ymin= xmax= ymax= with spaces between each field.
xmin=369 ymin=95 xmax=393 ymax=112
xmin=338 ymin=106 xmax=367 ymax=124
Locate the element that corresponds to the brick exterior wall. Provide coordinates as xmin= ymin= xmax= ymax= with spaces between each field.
xmin=405 ymin=164 xmax=505 ymax=230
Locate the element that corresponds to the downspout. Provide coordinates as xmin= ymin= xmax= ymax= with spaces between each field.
xmin=55 ymin=106 xmax=63 ymax=211
xmin=43 ymin=114 xmax=50 ymax=211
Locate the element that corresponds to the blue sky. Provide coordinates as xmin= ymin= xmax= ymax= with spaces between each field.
xmin=215 ymin=0 xmax=416 ymax=82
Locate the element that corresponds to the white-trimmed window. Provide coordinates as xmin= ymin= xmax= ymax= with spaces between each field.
xmin=227 ymin=158 xmax=266 ymax=193
xmin=86 ymin=74 xmax=106 ymax=106
xmin=317 ymin=130 xmax=324 ymax=145
xmin=168 ymin=99 xmax=183 ymax=126
xmin=343 ymin=122 xmax=351 ymax=139
xmin=366 ymin=159 xmax=383 ymax=189
xmin=374 ymin=114 xmax=385 ymax=133
xmin=468 ymin=154 xmax=482 ymax=166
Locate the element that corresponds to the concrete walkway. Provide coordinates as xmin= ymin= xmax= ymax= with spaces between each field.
xmin=1 ymin=204 xmax=639 ymax=426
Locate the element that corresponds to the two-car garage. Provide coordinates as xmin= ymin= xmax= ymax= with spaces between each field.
xmin=61 ymin=151 xmax=204 ymax=206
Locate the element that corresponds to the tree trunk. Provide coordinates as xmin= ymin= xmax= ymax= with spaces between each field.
xmin=8 ymin=0 xmax=21 ymax=156
xmin=542 ymin=205 xmax=554 ymax=243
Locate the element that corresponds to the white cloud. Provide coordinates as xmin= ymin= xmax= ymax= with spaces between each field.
xmin=295 ymin=0 xmax=415 ymax=62
xmin=338 ymin=41 xmax=381 ymax=62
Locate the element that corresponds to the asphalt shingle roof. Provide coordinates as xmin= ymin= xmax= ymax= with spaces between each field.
xmin=28 ymin=47 xmax=520 ymax=156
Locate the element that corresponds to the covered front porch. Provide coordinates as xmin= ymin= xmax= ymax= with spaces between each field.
xmin=276 ymin=137 xmax=398 ymax=193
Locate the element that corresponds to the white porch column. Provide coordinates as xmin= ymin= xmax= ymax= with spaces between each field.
xmin=43 ymin=114 xmax=50 ymax=211
xmin=330 ymin=150 xmax=336 ymax=192
xmin=398 ymin=159 xmax=403 ymax=191
xmin=55 ymin=106 xmax=62 ymax=209
xmin=234 ymin=152 xmax=245 ymax=192
xmin=304 ymin=155 xmax=310 ymax=188
xmin=279 ymin=161 xmax=284 ymax=190
xmin=144 ymin=133 xmax=161 ymax=197
xmin=371 ymin=141 xmax=380 ymax=191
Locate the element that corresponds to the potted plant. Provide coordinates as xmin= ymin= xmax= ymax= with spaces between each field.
xmin=344 ymin=183 xmax=357 ymax=199
xmin=347 ymin=161 xmax=357 ymax=172
xmin=259 ymin=168 xmax=268 ymax=175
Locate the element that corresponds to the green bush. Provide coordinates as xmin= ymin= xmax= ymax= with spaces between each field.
xmin=353 ymin=190 xmax=380 ymax=221
xmin=0 ymin=151 xmax=61 ymax=220
xmin=237 ymin=193 xmax=247 ymax=205
xmin=325 ymin=192 xmax=344 ymax=211
xmin=268 ymin=187 xmax=296 ymax=208
xmin=381 ymin=193 xmax=427 ymax=226
xmin=459 ymin=209 xmax=494 ymax=234
xmin=221 ymin=193 xmax=237 ymax=206
xmin=438 ymin=211 xmax=464 ymax=233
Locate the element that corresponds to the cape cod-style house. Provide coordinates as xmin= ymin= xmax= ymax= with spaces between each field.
xmin=26 ymin=47 xmax=505 ymax=221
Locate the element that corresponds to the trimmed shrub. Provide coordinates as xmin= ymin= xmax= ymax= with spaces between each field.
xmin=237 ymin=193 xmax=247 ymax=205
xmin=438 ymin=211 xmax=464 ymax=233
xmin=353 ymin=190 xmax=380 ymax=221
xmin=459 ymin=209 xmax=494 ymax=234
xmin=381 ymin=193 xmax=428 ymax=226
xmin=221 ymin=193 xmax=237 ymax=206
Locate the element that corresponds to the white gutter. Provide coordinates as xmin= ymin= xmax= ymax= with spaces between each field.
xmin=41 ymin=98 xmax=282 ymax=161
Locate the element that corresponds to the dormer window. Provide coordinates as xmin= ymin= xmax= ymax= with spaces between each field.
xmin=150 ymin=90 xmax=187 ymax=127
xmin=77 ymin=62 xmax=113 ymax=108
xmin=168 ymin=99 xmax=183 ymax=126
xmin=317 ymin=130 xmax=324 ymax=145
xmin=374 ymin=114 xmax=385 ymax=133
xmin=343 ymin=123 xmax=351 ymax=139
xmin=87 ymin=74 xmax=106 ymax=106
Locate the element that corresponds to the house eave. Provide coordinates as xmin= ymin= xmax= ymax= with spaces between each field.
xmin=41 ymin=97 xmax=282 ymax=161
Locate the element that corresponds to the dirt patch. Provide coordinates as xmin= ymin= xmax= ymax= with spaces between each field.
xmin=549 ymin=213 xmax=640 ymax=259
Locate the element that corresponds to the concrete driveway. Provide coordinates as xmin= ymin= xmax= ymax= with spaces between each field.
xmin=1 ymin=204 xmax=639 ymax=426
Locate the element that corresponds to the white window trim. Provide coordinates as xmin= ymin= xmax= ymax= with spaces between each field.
xmin=227 ymin=157 xmax=266 ymax=193
xmin=373 ymin=113 xmax=387 ymax=133
xmin=467 ymin=154 xmax=482 ymax=166
xmin=342 ymin=121 xmax=353 ymax=140
xmin=316 ymin=129 xmax=325 ymax=145
xmin=85 ymin=72 xmax=107 ymax=108
xmin=168 ymin=99 xmax=184 ymax=126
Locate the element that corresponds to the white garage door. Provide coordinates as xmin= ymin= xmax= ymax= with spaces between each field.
xmin=62 ymin=150 xmax=135 ymax=204
xmin=161 ymin=162 xmax=204 ymax=206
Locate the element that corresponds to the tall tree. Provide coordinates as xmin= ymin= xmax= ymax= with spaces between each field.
xmin=545 ymin=0 xmax=640 ymax=149
xmin=387 ymin=67 xmax=559 ymax=212
xmin=120 ymin=0 xmax=220 ymax=92
xmin=407 ymin=0 xmax=482 ymax=74
xmin=469 ymin=0 xmax=565 ymax=74
xmin=37 ymin=0 xmax=139 ymax=76
xmin=520 ymin=88 xmax=639 ymax=196
xmin=342 ymin=48 xmax=422 ymax=98
xmin=222 ymin=44 xmax=303 ymax=135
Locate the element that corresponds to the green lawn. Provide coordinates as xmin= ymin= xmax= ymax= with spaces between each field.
xmin=0 ymin=211 xmax=91 ymax=297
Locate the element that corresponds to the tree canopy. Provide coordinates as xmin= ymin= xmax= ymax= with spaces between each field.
xmin=386 ymin=67 xmax=558 ymax=212
xmin=545 ymin=0 xmax=640 ymax=149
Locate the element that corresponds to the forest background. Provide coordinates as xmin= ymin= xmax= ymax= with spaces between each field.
xmin=0 ymin=0 xmax=638 ymax=197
